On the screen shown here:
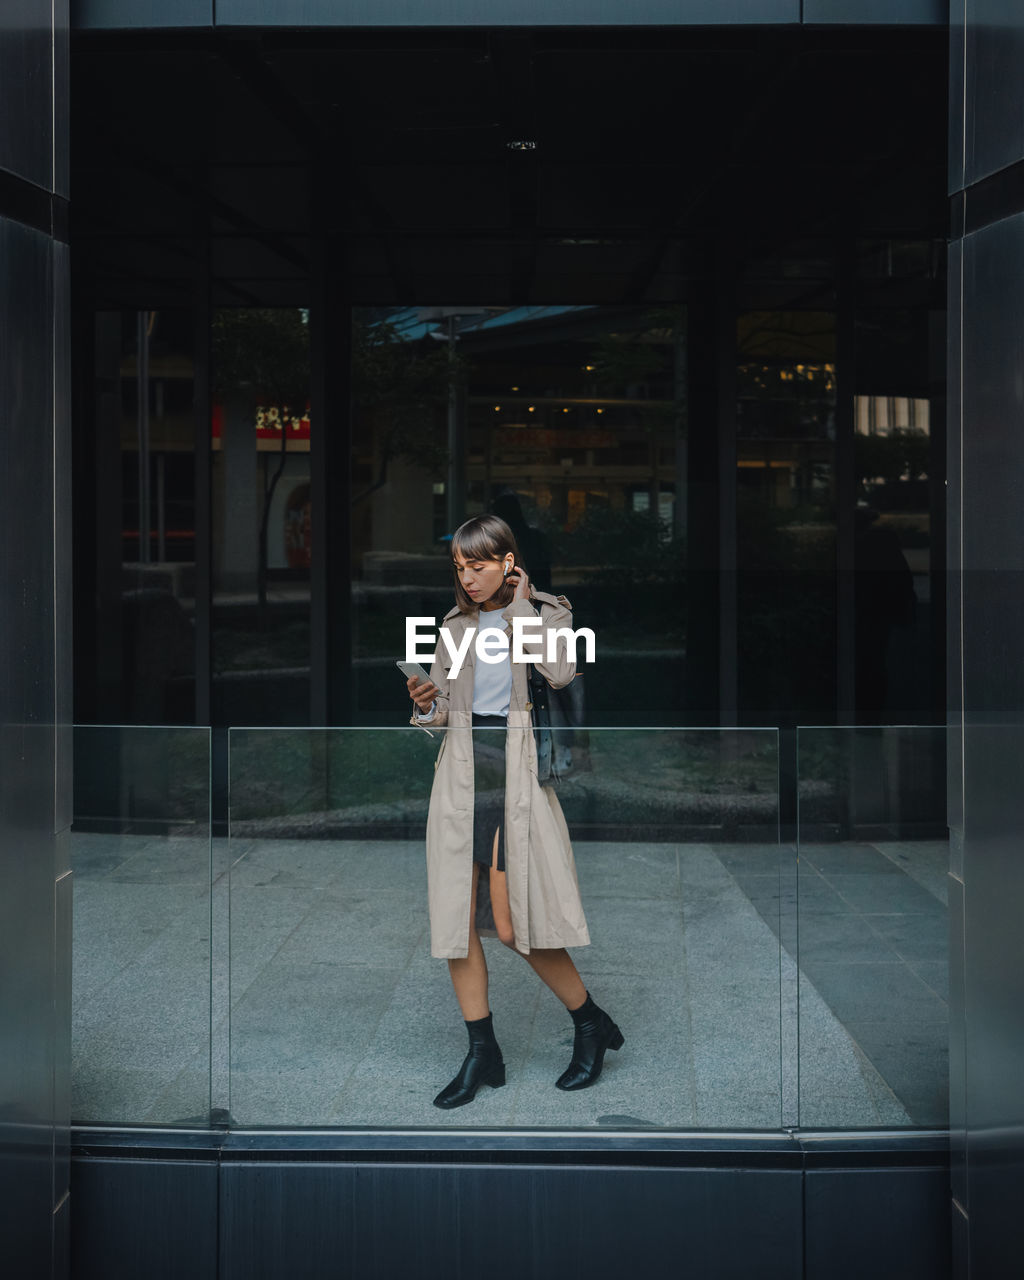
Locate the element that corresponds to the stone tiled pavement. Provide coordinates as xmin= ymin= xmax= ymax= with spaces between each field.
xmin=71 ymin=833 xmax=947 ymax=1130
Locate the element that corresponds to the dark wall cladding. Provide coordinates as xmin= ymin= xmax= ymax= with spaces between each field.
xmin=0 ymin=0 xmax=54 ymax=190
xmin=71 ymin=0 xmax=946 ymax=28
xmin=0 ymin=4 xmax=69 ymax=1278
xmin=212 ymin=0 xmax=799 ymax=22
xmin=0 ymin=217 xmax=65 ymax=1279
xmin=71 ymin=1158 xmax=219 ymax=1280
xmin=54 ymin=0 xmax=70 ymax=199
xmin=218 ymin=1163 xmax=803 ymax=1280
xmin=55 ymin=237 xmax=73 ymax=831
xmin=804 ymin=1166 xmax=951 ymax=1280
xmin=71 ymin=0 xmax=212 ymax=26
xmin=1 ymin=224 xmax=57 ymax=730
xmin=953 ymin=211 xmax=1024 ymax=1275
xmin=950 ymin=2 xmax=966 ymax=199
xmin=961 ymin=215 xmax=1024 ymax=584
xmin=951 ymin=0 xmax=1024 ymax=1272
xmin=964 ymin=0 xmax=1024 ymax=184
xmin=803 ymin=0 xmax=947 ymax=20
xmin=69 ymin=1146 xmax=953 ymax=1280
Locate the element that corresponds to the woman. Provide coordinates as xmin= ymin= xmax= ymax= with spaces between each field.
xmin=407 ymin=513 xmax=623 ymax=1109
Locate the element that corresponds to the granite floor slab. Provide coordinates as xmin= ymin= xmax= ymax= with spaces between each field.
xmin=71 ymin=831 xmax=948 ymax=1130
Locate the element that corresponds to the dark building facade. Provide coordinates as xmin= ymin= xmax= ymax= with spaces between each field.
xmin=1 ymin=1 xmax=1022 ymax=1277
xmin=0 ymin=2 xmax=72 ymax=1276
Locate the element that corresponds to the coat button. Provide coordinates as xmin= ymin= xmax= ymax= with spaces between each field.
xmin=525 ymin=701 xmax=533 ymax=710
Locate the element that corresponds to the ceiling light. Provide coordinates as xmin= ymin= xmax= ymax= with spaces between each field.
xmin=507 ymin=140 xmax=537 ymax=151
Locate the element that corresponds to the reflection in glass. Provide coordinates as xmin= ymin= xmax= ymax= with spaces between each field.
xmin=227 ymin=727 xmax=781 ymax=1129
xmin=349 ymin=306 xmax=687 ymax=728
xmin=71 ymin=726 xmax=211 ymax=1125
xmin=89 ymin=308 xmax=197 ymax=724
xmin=797 ymin=726 xmax=948 ymax=1128
xmin=737 ymin=311 xmax=838 ymax=726
xmin=211 ymin=308 xmax=311 ymax=726
xmin=853 ymin=306 xmax=936 ymax=726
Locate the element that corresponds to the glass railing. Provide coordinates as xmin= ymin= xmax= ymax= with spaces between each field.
xmin=71 ymin=726 xmax=212 ymax=1125
xmin=796 ymin=726 xmax=948 ymax=1128
xmin=69 ymin=723 xmax=950 ymax=1133
xmin=226 ymin=727 xmax=782 ymax=1128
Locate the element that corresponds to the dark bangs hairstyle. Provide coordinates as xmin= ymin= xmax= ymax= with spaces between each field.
xmin=451 ymin=514 xmax=521 ymax=613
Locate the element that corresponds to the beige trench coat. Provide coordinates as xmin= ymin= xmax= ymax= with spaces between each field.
xmin=409 ymin=590 xmax=591 ymax=959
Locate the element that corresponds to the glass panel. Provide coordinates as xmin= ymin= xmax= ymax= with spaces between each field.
xmin=797 ymin=725 xmax=948 ymax=1128
xmin=852 ymin=296 xmax=941 ymax=727
xmin=349 ymin=306 xmax=687 ymax=728
xmin=228 ymin=727 xmax=780 ymax=1129
xmin=737 ymin=311 xmax=837 ymax=725
xmin=86 ymin=308 xmax=197 ymax=724
xmin=71 ymin=726 xmax=211 ymax=1125
xmin=211 ymin=308 xmax=311 ymax=725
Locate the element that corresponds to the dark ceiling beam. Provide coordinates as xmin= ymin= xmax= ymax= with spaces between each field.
xmin=623 ymin=44 xmax=806 ymax=304
xmin=83 ymin=137 xmax=312 ymax=275
xmin=487 ymin=31 xmax=540 ymax=301
xmin=92 ymin=273 xmax=261 ymax=306
xmin=214 ymin=30 xmax=416 ymax=300
xmin=74 ymin=43 xmax=312 ymax=275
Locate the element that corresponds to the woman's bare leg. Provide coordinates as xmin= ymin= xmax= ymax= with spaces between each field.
xmin=519 ymin=947 xmax=587 ymax=1010
xmin=486 ymin=827 xmax=586 ymax=1010
xmin=486 ymin=824 xmax=587 ymax=1007
xmin=446 ymin=861 xmax=490 ymax=1021
xmin=488 ymin=827 xmax=518 ymax=948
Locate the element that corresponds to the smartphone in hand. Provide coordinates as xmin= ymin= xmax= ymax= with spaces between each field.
xmin=396 ymin=660 xmax=431 ymax=685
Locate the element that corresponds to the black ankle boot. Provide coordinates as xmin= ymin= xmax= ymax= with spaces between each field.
xmin=555 ymin=992 xmax=624 ymax=1091
xmin=433 ymin=1012 xmax=506 ymax=1109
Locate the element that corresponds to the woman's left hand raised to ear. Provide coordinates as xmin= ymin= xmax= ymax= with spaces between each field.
xmin=510 ymin=564 xmax=531 ymax=603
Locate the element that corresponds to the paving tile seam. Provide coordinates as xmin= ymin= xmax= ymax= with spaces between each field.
xmin=491 ymin=984 xmax=541 ymax=1127
xmin=772 ymin=936 xmax=916 ymax=1125
xmin=322 ymin=949 xmax=432 ymax=1118
xmin=806 ymin=958 xmax=939 ymax=969
xmin=869 ymin=840 xmax=950 ymax=906
xmin=838 ymin=1029 xmax=923 ymax=1122
xmin=224 ymin=885 xmax=339 ymax=1011
xmin=805 ymin=865 xmax=940 ymax=911
xmin=670 ymin=845 xmax=698 ymax=1125
xmin=72 ymin=913 xmax=211 ymax=1014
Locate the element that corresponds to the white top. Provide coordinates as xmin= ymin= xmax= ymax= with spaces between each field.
xmin=416 ymin=606 xmax=512 ymax=721
xmin=471 ymin=607 xmax=512 ymax=718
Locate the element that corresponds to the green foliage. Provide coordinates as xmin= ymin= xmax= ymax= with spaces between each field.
xmin=210 ymin=310 xmax=454 ymax=479
xmin=736 ymin=494 xmax=837 ymax=719
xmin=211 ymin=308 xmax=310 ymax=407
xmin=550 ymin=507 xmax=686 ymax=645
xmin=854 ymin=428 xmax=929 ymax=485
xmin=229 ymin=729 xmax=435 ymax=821
xmin=352 ymin=319 xmax=455 ymax=479
xmin=585 ymin=332 xmax=667 ymax=394
xmin=583 ymin=308 xmax=685 ymax=434
xmin=557 ymin=506 xmax=684 ymax=586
